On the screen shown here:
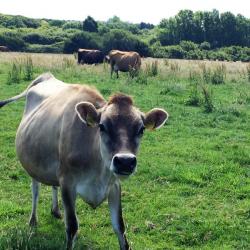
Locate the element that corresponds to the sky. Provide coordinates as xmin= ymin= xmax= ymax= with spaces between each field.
xmin=0 ymin=0 xmax=249 ymax=24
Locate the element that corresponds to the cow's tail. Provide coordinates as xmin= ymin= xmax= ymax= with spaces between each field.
xmin=0 ymin=72 xmax=54 ymax=108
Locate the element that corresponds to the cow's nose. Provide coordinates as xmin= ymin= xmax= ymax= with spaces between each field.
xmin=113 ymin=154 xmax=137 ymax=175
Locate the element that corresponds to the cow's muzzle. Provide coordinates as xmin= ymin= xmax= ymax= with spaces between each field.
xmin=111 ymin=153 xmax=137 ymax=176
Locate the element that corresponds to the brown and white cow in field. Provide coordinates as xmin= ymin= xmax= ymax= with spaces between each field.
xmin=0 ymin=73 xmax=168 ymax=250
xmin=106 ymin=50 xmax=141 ymax=78
xmin=78 ymin=48 xmax=104 ymax=64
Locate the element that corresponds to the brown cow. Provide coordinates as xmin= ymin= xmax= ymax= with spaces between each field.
xmin=78 ymin=49 xmax=104 ymax=64
xmin=106 ymin=50 xmax=141 ymax=78
xmin=0 ymin=73 xmax=168 ymax=250
xmin=0 ymin=46 xmax=10 ymax=52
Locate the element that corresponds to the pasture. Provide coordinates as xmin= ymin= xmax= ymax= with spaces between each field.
xmin=0 ymin=53 xmax=249 ymax=249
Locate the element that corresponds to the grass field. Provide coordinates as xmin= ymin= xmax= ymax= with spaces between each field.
xmin=0 ymin=53 xmax=249 ymax=250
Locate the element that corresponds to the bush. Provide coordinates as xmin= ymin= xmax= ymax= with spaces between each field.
xmin=0 ymin=15 xmax=40 ymax=28
xmin=221 ymin=46 xmax=250 ymax=62
xmin=180 ymin=41 xmax=198 ymax=52
xmin=186 ymin=50 xmax=204 ymax=60
xmin=167 ymin=45 xmax=186 ymax=59
xmin=103 ymin=29 xmax=150 ymax=56
xmin=23 ymin=33 xmax=54 ymax=45
xmin=151 ymin=43 xmax=168 ymax=58
xmin=134 ymin=40 xmax=151 ymax=57
xmin=199 ymin=42 xmax=211 ymax=50
xmin=27 ymin=42 xmax=64 ymax=53
xmin=63 ymin=32 xmax=101 ymax=53
xmin=62 ymin=21 xmax=82 ymax=30
xmin=0 ymin=32 xmax=27 ymax=51
xmin=207 ymin=51 xmax=231 ymax=61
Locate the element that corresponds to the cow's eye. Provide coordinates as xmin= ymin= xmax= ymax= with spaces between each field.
xmin=99 ymin=123 xmax=107 ymax=133
xmin=137 ymin=126 xmax=145 ymax=136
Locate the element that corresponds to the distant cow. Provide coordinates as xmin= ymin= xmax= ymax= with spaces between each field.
xmin=0 ymin=46 xmax=10 ymax=52
xmin=0 ymin=73 xmax=168 ymax=250
xmin=106 ymin=50 xmax=141 ymax=78
xmin=78 ymin=49 xmax=104 ymax=64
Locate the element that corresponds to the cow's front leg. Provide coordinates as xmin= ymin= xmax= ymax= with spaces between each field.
xmin=108 ymin=182 xmax=130 ymax=250
xmin=61 ymin=184 xmax=78 ymax=250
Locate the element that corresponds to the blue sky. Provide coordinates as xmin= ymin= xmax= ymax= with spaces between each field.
xmin=1 ymin=0 xmax=249 ymax=24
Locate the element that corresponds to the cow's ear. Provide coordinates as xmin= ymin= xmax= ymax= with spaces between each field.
xmin=75 ymin=102 xmax=100 ymax=127
xmin=143 ymin=108 xmax=168 ymax=130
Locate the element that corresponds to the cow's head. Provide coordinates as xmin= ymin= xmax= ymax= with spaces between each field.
xmin=75 ymin=94 xmax=168 ymax=179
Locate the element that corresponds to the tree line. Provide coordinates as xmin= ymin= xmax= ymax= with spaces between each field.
xmin=0 ymin=10 xmax=249 ymax=61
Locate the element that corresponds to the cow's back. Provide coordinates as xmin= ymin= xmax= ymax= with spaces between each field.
xmin=24 ymin=76 xmax=67 ymax=116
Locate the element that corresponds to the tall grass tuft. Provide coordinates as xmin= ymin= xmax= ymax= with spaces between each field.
xmin=170 ymin=62 xmax=180 ymax=73
xmin=189 ymin=70 xmax=200 ymax=83
xmin=135 ymin=70 xmax=148 ymax=85
xmin=246 ymin=63 xmax=250 ymax=82
xmin=201 ymin=84 xmax=214 ymax=112
xmin=23 ymin=56 xmax=34 ymax=81
xmin=211 ymin=64 xmax=226 ymax=84
xmin=145 ymin=61 xmax=158 ymax=77
xmin=201 ymin=64 xmax=211 ymax=83
xmin=186 ymin=81 xmax=201 ymax=106
xmin=128 ymin=66 xmax=140 ymax=78
xmin=6 ymin=62 xmax=22 ymax=84
xmin=62 ymin=57 xmax=75 ymax=68
xmin=163 ymin=59 xmax=169 ymax=66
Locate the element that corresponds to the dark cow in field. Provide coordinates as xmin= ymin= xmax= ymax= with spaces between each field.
xmin=0 ymin=46 xmax=10 ymax=52
xmin=78 ymin=49 xmax=104 ymax=64
xmin=0 ymin=73 xmax=168 ymax=250
xmin=106 ymin=50 xmax=141 ymax=78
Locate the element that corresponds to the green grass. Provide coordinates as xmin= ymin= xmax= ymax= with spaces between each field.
xmin=0 ymin=54 xmax=249 ymax=249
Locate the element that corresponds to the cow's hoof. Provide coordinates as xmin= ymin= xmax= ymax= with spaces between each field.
xmin=51 ymin=208 xmax=62 ymax=219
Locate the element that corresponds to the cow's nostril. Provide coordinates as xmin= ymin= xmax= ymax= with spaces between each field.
xmin=113 ymin=156 xmax=122 ymax=166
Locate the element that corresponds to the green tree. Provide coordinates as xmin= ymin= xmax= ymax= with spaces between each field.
xmin=221 ymin=12 xmax=237 ymax=46
xmin=83 ymin=16 xmax=98 ymax=32
xmin=203 ymin=9 xmax=222 ymax=47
